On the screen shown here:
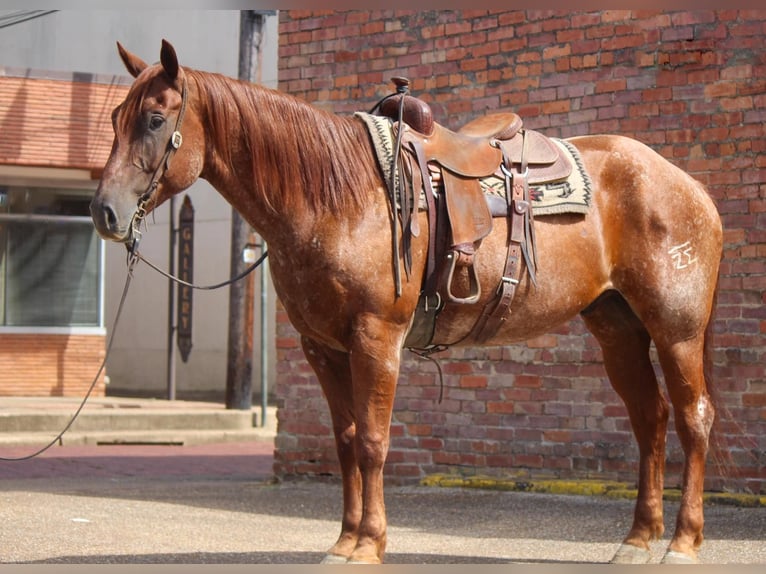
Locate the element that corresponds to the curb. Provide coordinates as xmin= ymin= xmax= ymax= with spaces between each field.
xmin=421 ymin=473 xmax=766 ymax=508
xmin=0 ymin=428 xmax=276 ymax=448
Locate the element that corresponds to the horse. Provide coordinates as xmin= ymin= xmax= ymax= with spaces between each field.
xmin=90 ymin=40 xmax=723 ymax=565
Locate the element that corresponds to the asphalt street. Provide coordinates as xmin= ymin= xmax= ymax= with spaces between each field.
xmin=0 ymin=441 xmax=764 ymax=564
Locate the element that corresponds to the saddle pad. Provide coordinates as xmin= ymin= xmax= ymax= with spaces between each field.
xmin=355 ymin=112 xmax=592 ymax=216
xmin=479 ymin=138 xmax=592 ymax=216
xmin=357 ymin=111 xmax=401 ymax=192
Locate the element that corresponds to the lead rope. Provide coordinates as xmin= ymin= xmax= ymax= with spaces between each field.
xmin=0 ymin=251 xmax=141 ymax=462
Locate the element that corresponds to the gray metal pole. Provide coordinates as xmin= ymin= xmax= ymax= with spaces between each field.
xmin=259 ymin=244 xmax=268 ymax=426
xmin=167 ymin=195 xmax=177 ymax=400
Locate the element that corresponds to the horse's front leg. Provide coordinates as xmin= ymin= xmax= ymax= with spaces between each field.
xmin=345 ymin=313 xmax=403 ymax=564
xmin=301 ymin=336 xmax=363 ymax=563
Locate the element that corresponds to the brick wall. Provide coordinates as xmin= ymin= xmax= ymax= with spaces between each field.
xmin=275 ymin=10 xmax=765 ymax=493
xmin=0 ymin=334 xmax=106 ymax=397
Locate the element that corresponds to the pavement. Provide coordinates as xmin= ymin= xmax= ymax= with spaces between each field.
xmin=0 ymin=397 xmax=764 ymax=565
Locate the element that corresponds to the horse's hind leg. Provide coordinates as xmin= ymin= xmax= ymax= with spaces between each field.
xmin=301 ymin=336 xmax=361 ymax=564
xmin=654 ymin=335 xmax=714 ymax=564
xmin=581 ymin=292 xmax=669 ymax=564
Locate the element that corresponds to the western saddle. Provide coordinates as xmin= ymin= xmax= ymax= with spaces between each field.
xmin=373 ymin=77 xmax=572 ymax=348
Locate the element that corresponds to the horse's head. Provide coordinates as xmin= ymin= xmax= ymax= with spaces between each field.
xmin=90 ymin=40 xmax=204 ymax=243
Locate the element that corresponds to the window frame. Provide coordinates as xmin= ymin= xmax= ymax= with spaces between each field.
xmin=0 ymin=168 xmax=105 ymax=335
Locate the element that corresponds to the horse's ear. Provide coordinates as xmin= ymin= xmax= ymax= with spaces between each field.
xmin=116 ymin=42 xmax=148 ymax=79
xmin=160 ymin=39 xmax=180 ymax=81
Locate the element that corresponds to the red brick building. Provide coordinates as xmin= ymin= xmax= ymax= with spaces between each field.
xmin=274 ymin=10 xmax=765 ymax=494
xmin=0 ymin=70 xmax=129 ymax=396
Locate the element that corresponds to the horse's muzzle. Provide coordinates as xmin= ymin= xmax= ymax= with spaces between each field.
xmin=89 ymin=197 xmax=132 ymax=243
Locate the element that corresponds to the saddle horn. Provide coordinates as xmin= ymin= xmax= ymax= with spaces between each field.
xmin=377 ymin=77 xmax=435 ymax=136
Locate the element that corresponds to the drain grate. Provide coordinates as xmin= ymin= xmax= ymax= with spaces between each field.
xmin=96 ymin=440 xmax=185 ymax=446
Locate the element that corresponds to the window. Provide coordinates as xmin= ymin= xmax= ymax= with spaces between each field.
xmin=0 ymin=186 xmax=101 ymax=328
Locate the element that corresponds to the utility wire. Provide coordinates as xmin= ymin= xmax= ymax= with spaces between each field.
xmin=0 ymin=10 xmax=58 ymax=30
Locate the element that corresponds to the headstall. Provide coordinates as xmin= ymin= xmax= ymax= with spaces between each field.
xmin=129 ymin=77 xmax=189 ymax=255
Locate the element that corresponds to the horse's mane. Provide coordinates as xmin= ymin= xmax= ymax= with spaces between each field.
xmin=187 ymin=69 xmax=383 ymax=213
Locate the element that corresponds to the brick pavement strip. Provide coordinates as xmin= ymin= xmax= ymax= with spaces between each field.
xmin=0 ymin=441 xmax=274 ymax=480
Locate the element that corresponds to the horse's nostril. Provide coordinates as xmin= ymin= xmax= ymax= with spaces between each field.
xmin=104 ymin=205 xmax=118 ymax=230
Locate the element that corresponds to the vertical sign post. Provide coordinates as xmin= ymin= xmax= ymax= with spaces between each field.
xmin=177 ymin=195 xmax=194 ymax=362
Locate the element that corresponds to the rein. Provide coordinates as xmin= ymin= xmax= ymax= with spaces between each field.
xmin=133 ymin=247 xmax=268 ymax=291
xmin=1 ymin=77 xmax=267 ymax=461
xmin=0 ymin=252 xmax=140 ymax=462
xmin=370 ymin=78 xmax=409 ymax=298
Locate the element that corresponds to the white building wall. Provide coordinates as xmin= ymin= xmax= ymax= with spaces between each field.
xmin=1 ymin=10 xmax=278 ymax=400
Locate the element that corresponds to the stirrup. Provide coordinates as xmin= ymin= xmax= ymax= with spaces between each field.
xmin=444 ymin=250 xmax=481 ymax=305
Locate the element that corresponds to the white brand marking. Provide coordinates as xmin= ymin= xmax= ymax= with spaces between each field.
xmin=668 ymin=241 xmax=697 ymax=270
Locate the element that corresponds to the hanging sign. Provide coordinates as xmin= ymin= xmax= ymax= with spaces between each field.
xmin=177 ymin=195 xmax=194 ymax=362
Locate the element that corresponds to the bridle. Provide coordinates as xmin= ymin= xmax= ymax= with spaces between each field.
xmin=128 ymin=76 xmax=189 ymax=256
xmin=125 ymin=75 xmax=269 ymax=289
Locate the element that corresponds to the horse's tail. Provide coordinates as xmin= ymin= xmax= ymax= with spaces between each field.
xmin=703 ymin=273 xmax=719 ymax=402
xmin=703 ymin=272 xmax=732 ymax=478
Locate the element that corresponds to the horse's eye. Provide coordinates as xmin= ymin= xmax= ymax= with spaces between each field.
xmin=149 ymin=115 xmax=165 ymax=131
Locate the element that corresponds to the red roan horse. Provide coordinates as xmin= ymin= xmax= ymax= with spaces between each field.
xmin=91 ymin=41 xmax=722 ymax=564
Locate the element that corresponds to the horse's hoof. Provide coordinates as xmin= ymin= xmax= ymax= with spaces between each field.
xmin=661 ymin=550 xmax=697 ymax=564
xmin=347 ymin=553 xmax=382 ymax=564
xmin=610 ymin=543 xmax=651 ymax=564
xmin=320 ymin=554 xmax=349 ymax=564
